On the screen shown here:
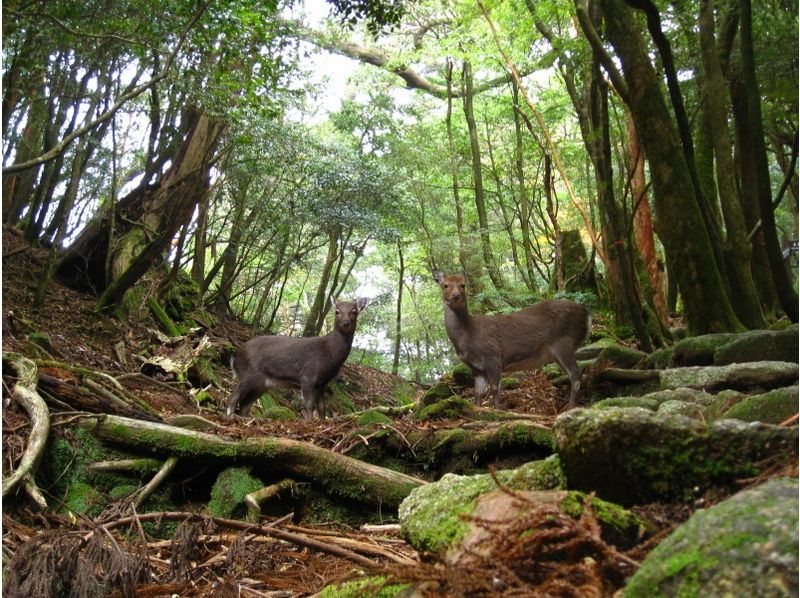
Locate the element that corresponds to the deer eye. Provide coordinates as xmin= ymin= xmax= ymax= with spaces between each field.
xmin=443 ymin=283 xmax=449 ymax=288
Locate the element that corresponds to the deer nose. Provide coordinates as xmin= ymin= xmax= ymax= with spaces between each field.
xmin=450 ymin=291 xmax=460 ymax=300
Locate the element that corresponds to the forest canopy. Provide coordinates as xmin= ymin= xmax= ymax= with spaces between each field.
xmin=2 ymin=0 xmax=798 ymax=381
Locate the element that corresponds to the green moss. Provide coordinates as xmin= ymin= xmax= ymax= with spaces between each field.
xmin=501 ymin=377 xmax=520 ymax=390
xmin=721 ymin=387 xmax=798 ymax=424
xmin=326 ymin=383 xmax=356 ymax=415
xmin=420 ymin=381 xmax=457 ymax=406
xmin=504 ymin=455 xmax=566 ymax=490
xmin=415 ymin=396 xmax=472 ymax=421
xmin=356 ymin=410 xmax=393 ymax=426
xmin=317 ymin=576 xmax=408 ymax=598
xmin=451 ymin=363 xmax=474 ymax=386
xmin=208 ymin=467 xmax=263 ymax=520
xmin=147 ymin=297 xmax=183 ymax=337
xmin=61 ymin=482 xmax=107 ymax=517
xmin=109 ymin=484 xmax=138 ymax=500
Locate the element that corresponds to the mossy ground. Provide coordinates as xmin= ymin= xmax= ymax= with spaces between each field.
xmin=208 ymin=467 xmax=264 ymax=519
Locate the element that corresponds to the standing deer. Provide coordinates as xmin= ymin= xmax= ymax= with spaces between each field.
xmin=227 ymin=297 xmax=368 ymax=420
xmin=433 ymin=271 xmax=590 ymax=409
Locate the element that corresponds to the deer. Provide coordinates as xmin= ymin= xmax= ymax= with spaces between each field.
xmin=433 ymin=271 xmax=590 ymax=410
xmin=227 ymin=297 xmax=368 ymax=421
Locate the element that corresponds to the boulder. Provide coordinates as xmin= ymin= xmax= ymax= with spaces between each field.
xmin=721 ymin=386 xmax=798 ymax=424
xmin=713 ymin=326 xmax=799 ymax=366
xmin=623 ymin=477 xmax=799 ymax=597
xmin=659 ymin=361 xmax=798 ymax=393
xmin=554 ymin=407 xmax=798 ymax=505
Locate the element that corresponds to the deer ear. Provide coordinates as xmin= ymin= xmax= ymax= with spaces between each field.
xmin=357 ymin=297 xmax=368 ymax=312
xmin=433 ymin=270 xmax=444 ymax=283
xmin=329 ymin=296 xmax=337 ymax=309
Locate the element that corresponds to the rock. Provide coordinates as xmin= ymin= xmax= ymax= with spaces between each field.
xmin=577 ymin=337 xmax=621 ymax=360
xmin=622 ymin=477 xmax=799 ymax=597
xmin=399 ymin=467 xmax=646 ymax=560
xmin=595 ymin=344 xmax=647 ymax=368
xmin=593 ymin=397 xmax=660 ymax=410
xmin=714 ymin=326 xmax=799 ymax=366
xmin=721 ymin=386 xmax=798 ymax=424
xmin=657 ymin=400 xmax=705 ymax=419
xmin=415 ymin=395 xmax=472 ymax=420
xmin=660 ymin=361 xmax=798 ymax=393
xmin=671 ymin=333 xmax=739 ymax=366
xmin=554 ymin=407 xmax=798 ymax=505
xmin=208 ymin=467 xmax=264 ymax=520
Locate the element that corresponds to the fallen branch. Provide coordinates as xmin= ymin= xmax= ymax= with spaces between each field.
xmin=134 ymin=456 xmax=180 ymax=508
xmin=245 ymin=479 xmax=296 ymax=519
xmin=2 ymin=353 xmax=51 ymax=509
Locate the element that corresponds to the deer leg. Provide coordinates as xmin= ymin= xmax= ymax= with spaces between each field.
xmin=485 ymin=365 xmax=503 ymax=409
xmin=473 ymin=374 xmax=487 ymax=405
xmin=300 ymin=385 xmax=318 ymax=421
xmin=552 ymin=347 xmax=581 ymax=408
xmin=314 ymin=387 xmax=327 ymax=420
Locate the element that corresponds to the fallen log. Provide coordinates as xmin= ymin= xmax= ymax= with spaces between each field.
xmin=79 ymin=414 xmax=427 ymax=507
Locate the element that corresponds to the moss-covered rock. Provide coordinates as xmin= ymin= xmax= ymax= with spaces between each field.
xmin=657 ymin=400 xmax=705 ymax=419
xmin=356 ymin=409 xmax=393 ymax=426
xmin=595 ymin=344 xmax=647 ymax=369
xmin=554 ymin=407 xmax=798 ymax=505
xmin=593 ymin=397 xmax=660 ymax=411
xmin=419 ymin=380 xmax=458 ymax=406
xmin=207 ymin=467 xmax=264 ymax=520
xmin=660 ymin=361 xmax=799 ymax=393
xmin=671 ymin=333 xmax=739 ymax=366
xmin=714 ymin=325 xmax=799 ymax=366
xmin=451 ymin=362 xmax=475 ymax=387
xmin=399 ymin=467 xmax=646 ymax=560
xmin=503 ymin=455 xmax=566 ymax=490
xmin=721 ymin=386 xmax=798 ymax=424
xmin=640 ymin=346 xmax=675 ymax=370
xmin=622 ymin=477 xmax=799 ymax=597
xmin=415 ymin=396 xmax=472 ymax=420
xmin=576 ymin=337 xmax=621 ymax=360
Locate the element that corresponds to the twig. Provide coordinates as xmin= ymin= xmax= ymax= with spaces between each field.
xmin=134 ymin=456 xmax=180 ymax=508
xmin=98 ymin=511 xmax=379 ymax=568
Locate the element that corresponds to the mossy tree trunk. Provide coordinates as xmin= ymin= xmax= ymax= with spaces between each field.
xmin=599 ymin=0 xmax=743 ymax=334
xmin=55 ymin=109 xmax=224 ymax=312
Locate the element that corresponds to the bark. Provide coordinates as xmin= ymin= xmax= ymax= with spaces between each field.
xmin=698 ymin=0 xmax=765 ymax=329
xmin=80 ymin=414 xmax=426 ymax=508
xmin=737 ymin=0 xmax=798 ymax=321
xmin=462 ymin=61 xmax=506 ymax=296
xmin=729 ymin=75 xmax=782 ymax=315
xmin=55 ymin=110 xmax=224 ymax=311
xmin=599 ymin=0 xmax=743 ymax=334
xmin=626 ymin=114 xmax=668 ymax=324
xmin=392 ymin=241 xmax=405 ymax=375
xmin=302 ymin=227 xmax=341 ymax=337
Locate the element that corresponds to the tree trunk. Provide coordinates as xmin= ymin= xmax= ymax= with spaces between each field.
xmin=698 ymin=0 xmax=765 ymax=329
xmin=302 ymin=227 xmax=340 ymax=337
xmin=737 ymin=0 xmax=798 ymax=321
xmin=626 ymin=114 xmax=669 ymax=325
xmin=392 ymin=241 xmax=405 ymax=375
xmin=55 ymin=109 xmax=224 ymax=311
xmin=599 ymin=0 xmax=743 ymax=334
xmin=462 ymin=60 xmax=507 ymax=296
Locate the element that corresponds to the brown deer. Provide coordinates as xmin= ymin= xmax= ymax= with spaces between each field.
xmin=433 ymin=271 xmax=590 ymax=409
xmin=227 ymin=297 xmax=368 ymax=420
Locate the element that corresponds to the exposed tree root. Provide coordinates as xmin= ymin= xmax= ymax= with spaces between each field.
xmin=2 ymin=353 xmax=50 ymax=510
xmin=79 ymin=413 xmax=427 ymax=507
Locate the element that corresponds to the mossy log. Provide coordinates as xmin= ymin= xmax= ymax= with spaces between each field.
xmin=79 ymin=414 xmax=426 ymax=507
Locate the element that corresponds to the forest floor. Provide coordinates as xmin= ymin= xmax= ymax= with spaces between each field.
xmin=1 ymin=226 xmax=692 ymax=597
